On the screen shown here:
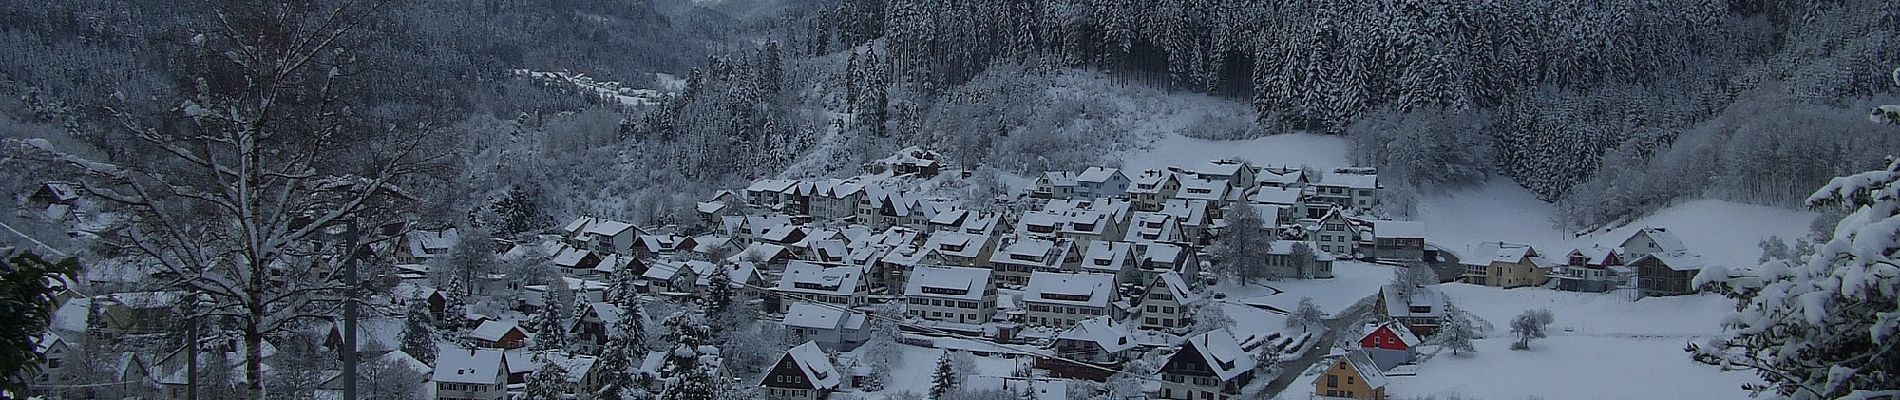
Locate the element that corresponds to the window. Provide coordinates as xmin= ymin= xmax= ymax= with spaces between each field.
xmin=1348 ymin=376 xmax=1355 ymax=385
xmin=1326 ymin=375 xmax=1338 ymax=388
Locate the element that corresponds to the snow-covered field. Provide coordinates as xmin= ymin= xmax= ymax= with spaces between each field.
xmin=1418 ymin=179 xmax=1817 ymax=269
xmin=1393 ymin=283 xmax=1758 ymax=400
xmin=875 ymin=343 xmax=1029 ymax=395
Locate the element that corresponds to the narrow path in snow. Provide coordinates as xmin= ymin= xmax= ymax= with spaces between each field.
xmin=1260 ymin=295 xmax=1375 ymax=396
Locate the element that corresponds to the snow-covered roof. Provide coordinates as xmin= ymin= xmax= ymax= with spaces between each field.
xmin=468 ymin=320 xmax=523 ymax=342
xmin=582 ymin=220 xmax=636 ymax=237
xmin=1153 ymin=272 xmax=1202 ymax=305
xmin=405 ymin=228 xmax=460 ymax=257
xmin=1317 ymin=173 xmax=1379 ymax=190
xmin=929 ymin=209 xmax=970 ymax=226
xmin=1041 ymin=171 xmax=1078 ymax=187
xmin=1362 ymin=321 xmax=1422 ymax=348
xmin=1076 ymin=166 xmax=1124 ymax=184
xmin=1161 ymin=199 xmax=1209 ymax=226
xmin=1178 ymin=328 xmax=1256 ymax=381
xmin=1081 ymin=240 xmax=1135 ymax=273
xmin=39 ymin=181 xmax=80 ymax=201
xmin=1023 ymin=272 xmax=1116 ymax=308
xmin=1255 ymin=169 xmax=1304 ymax=186
xmin=904 ymin=266 xmax=992 ymax=300
xmin=782 ymin=302 xmax=849 ymax=330
xmin=1625 ymin=227 xmax=1689 ymax=255
xmin=1057 ymin=316 xmax=1136 ymax=353
xmin=747 ymin=179 xmax=800 ymax=193
xmin=1264 ymin=240 xmax=1335 ymax=261
xmin=1642 ymin=253 xmax=1709 ymax=271
xmin=696 ymin=201 xmax=727 ymax=214
xmin=1249 ymin=187 xmax=1302 ymax=205
xmin=876 ymin=146 xmax=942 ymax=168
xmin=1141 ymin=243 xmax=1188 ymax=266
xmin=109 ymin=291 xmax=181 ymax=309
xmin=432 ymin=346 xmax=506 ymax=384
xmin=1195 ymin=160 xmax=1249 ymax=177
xmin=1373 ymin=221 xmax=1425 ymax=239
xmin=776 ymin=262 xmax=863 ymax=296
xmin=1343 ymin=350 xmax=1390 ymax=388
xmin=551 ymin=246 xmax=594 ymax=268
xmin=962 ymin=376 xmax=1069 ymax=400
xmin=782 ymin=341 xmax=842 ymax=390
xmin=924 ymin=232 xmax=988 ymax=258
xmin=1176 ymin=178 xmax=1230 ymax=201
xmin=561 ymin=217 xmax=596 ymax=235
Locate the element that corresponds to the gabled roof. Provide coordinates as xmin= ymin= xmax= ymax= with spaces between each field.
xmin=904 ymin=266 xmax=992 ymax=300
xmin=783 ymin=302 xmax=849 ymax=330
xmin=1624 ymin=227 xmax=1689 ymax=255
xmin=469 ymin=320 xmax=524 ymax=342
xmin=1640 ymin=253 xmax=1709 ymax=271
xmin=582 ymin=220 xmax=637 ymax=237
xmin=432 ymin=346 xmax=506 ymax=384
xmin=1361 ymin=321 xmax=1421 ymax=348
xmin=1041 ymin=171 xmax=1079 ymax=187
xmin=924 ymin=232 xmax=989 ymax=258
xmin=39 ymin=181 xmax=80 ymax=201
xmin=781 ymin=341 xmax=842 ymax=390
xmin=1081 ymin=241 xmax=1136 ymax=273
xmin=1176 ymin=178 xmax=1230 ymax=201
xmin=1151 ymin=272 xmax=1202 ymax=305
xmin=776 ymin=262 xmax=863 ymax=296
xmin=1265 ymin=240 xmax=1335 ymax=261
xmin=1373 ymin=220 xmax=1425 ymax=239
xmin=1056 ymin=316 xmax=1136 ymax=353
xmin=1076 ymin=167 xmax=1126 ymax=184
xmin=1316 ymin=173 xmax=1379 ymax=190
xmin=746 ymin=179 xmax=800 ymax=193
xmin=1249 ymin=187 xmax=1302 ymax=205
xmin=1023 ymin=272 xmax=1116 ymax=308
xmin=1176 ymin=328 xmax=1256 ymax=381
xmin=1195 ymin=160 xmax=1250 ymax=177
xmin=1341 ymin=350 xmax=1390 ymax=388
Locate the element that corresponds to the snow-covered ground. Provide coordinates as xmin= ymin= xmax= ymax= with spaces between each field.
xmin=873 ymin=343 xmax=1030 ymax=395
xmin=1120 ymin=133 xmax=1350 ymax=174
xmin=1388 ymin=283 xmax=1758 ymax=400
xmin=1224 ymin=261 xmax=1393 ymax=317
xmin=1418 ymin=179 xmax=1818 ymax=270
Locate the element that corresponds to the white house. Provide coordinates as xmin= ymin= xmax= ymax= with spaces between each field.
xmin=781 ymin=302 xmax=869 ymax=352
xmin=1158 ymin=328 xmax=1257 ymax=400
xmin=1309 ymin=170 xmax=1379 ymax=211
xmin=903 ymin=265 xmax=997 ymax=325
xmin=1079 ymin=240 xmax=1138 ymax=280
xmin=1022 ymin=271 xmax=1121 ymax=328
xmin=759 ymin=341 xmax=842 ymax=400
xmin=987 ymin=237 xmax=1081 ymax=287
xmin=1075 ymin=166 xmax=1131 ymax=198
xmin=772 ymin=262 xmax=868 ymax=313
xmin=1620 ymin=227 xmax=1688 ymax=258
xmin=1034 ymin=171 xmax=1080 ymax=199
xmin=1138 ymin=272 xmax=1202 ymax=331
xmin=433 ymin=346 xmax=509 ymax=400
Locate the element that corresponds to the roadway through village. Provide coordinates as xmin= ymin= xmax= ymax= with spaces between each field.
xmin=1259 ymin=296 xmax=1375 ymax=397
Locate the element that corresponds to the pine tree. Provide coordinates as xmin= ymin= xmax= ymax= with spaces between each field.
xmin=928 ymin=351 xmax=960 ymax=400
xmin=659 ymin=313 xmax=721 ymax=400
xmin=596 ymin=301 xmax=651 ymax=400
xmin=1692 ymin=156 xmax=1900 ymax=399
xmin=523 ymin=355 xmax=572 ymax=400
xmin=529 ymin=298 xmax=569 ymax=351
xmin=609 ymin=265 xmax=643 ymax=311
xmin=399 ymin=303 xmax=438 ymax=365
xmin=704 ymin=263 xmax=734 ymax=317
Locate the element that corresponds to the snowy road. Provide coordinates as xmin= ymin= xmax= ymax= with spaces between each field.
xmin=1259 ymin=296 xmax=1374 ymax=396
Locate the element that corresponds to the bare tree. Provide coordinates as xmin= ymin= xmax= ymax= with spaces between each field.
xmin=7 ymin=1 xmax=444 ymax=397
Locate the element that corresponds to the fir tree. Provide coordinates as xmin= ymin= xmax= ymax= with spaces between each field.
xmin=1437 ymin=304 xmax=1479 ymax=355
xmin=704 ymin=263 xmax=734 ymax=317
xmin=928 ymin=351 xmax=960 ymax=400
xmin=596 ymin=302 xmax=651 ymax=400
xmin=523 ymin=355 xmax=572 ymax=400
xmin=398 ymin=303 xmax=438 ymax=365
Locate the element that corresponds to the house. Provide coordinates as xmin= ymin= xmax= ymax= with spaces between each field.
xmin=772 ymin=262 xmax=868 ymax=313
xmin=760 ymin=341 xmax=843 ymax=400
xmin=28 ymin=181 xmax=80 ymax=220
xmin=1619 ymin=227 xmax=1688 ymax=258
xmin=1158 ymin=329 xmax=1257 ymax=400
xmin=1129 ymin=171 xmax=1182 ymax=212
xmin=577 ymin=219 xmax=641 ymax=255
xmin=962 ymin=376 xmax=1071 ymax=399
xmin=1037 ymin=316 xmax=1137 ymax=380
xmin=1022 ymin=271 xmax=1120 ymax=328
xmin=1247 ymin=186 xmax=1304 ymax=226
xmin=1175 ymin=178 xmax=1233 ymax=210
xmin=401 ymin=227 xmax=460 ymax=263
xmin=746 ymin=179 xmax=803 ymax=210
xmin=1061 ymin=207 xmax=1132 ymax=247
xmin=1314 ymin=351 xmax=1388 ymax=399
xmin=903 ymin=265 xmax=997 ymax=325
xmin=1189 ymin=160 xmax=1257 ymax=189
xmin=1254 ymin=166 xmax=1307 ymax=189
xmin=1033 ymin=171 xmax=1079 ymax=199
xmin=1075 ymin=167 xmax=1131 ymax=198
xmin=1309 ymin=210 xmax=1358 ymax=257
xmin=987 ymin=237 xmax=1082 ymax=287
xmin=1134 ymin=243 xmax=1200 ymax=286
xmin=1367 ymin=220 xmax=1425 ymax=262
xmin=1460 ymin=242 xmax=1556 ymax=288
xmin=875 ymin=245 xmax=931 ymax=293
xmin=467 ymin=320 xmax=529 ymax=349
xmin=1265 ymin=240 xmax=1335 ymax=279
xmin=99 ymin=291 xmax=183 ymax=333
xmin=551 ymin=246 xmax=604 ymax=279
xmin=1375 ymin=285 xmax=1445 ymax=336
xmin=1079 ymin=240 xmax=1138 ymax=280
xmin=569 ymin=302 xmax=624 ymax=355
xmin=1138 ymin=272 xmax=1202 ymax=331
xmin=433 ymin=346 xmax=510 ymax=400
xmin=535 ymin=351 xmax=604 ymax=400
xmin=1127 ymin=212 xmax=1183 ymax=244
xmin=31 ymin=333 xmax=71 ymax=385
xmin=808 ymin=180 xmax=866 ymax=221
xmin=1356 ymin=321 xmax=1420 ymax=371
xmin=873 ymin=146 xmax=944 ymax=178
xmin=1633 ymin=253 xmax=1708 ymax=296
xmin=1552 ymin=247 xmax=1628 ymax=293
xmin=782 ymin=302 xmax=870 ymax=352
xmin=921 ymin=231 xmax=996 ymax=268
xmin=1309 ymin=169 xmax=1380 ymax=211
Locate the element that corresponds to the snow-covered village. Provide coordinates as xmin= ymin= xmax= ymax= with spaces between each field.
xmin=1 ymin=1 xmax=1898 ymax=400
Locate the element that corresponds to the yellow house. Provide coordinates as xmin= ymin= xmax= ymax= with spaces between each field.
xmin=1461 ymin=242 xmax=1556 ymax=288
xmin=1316 ymin=351 xmax=1388 ymax=399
